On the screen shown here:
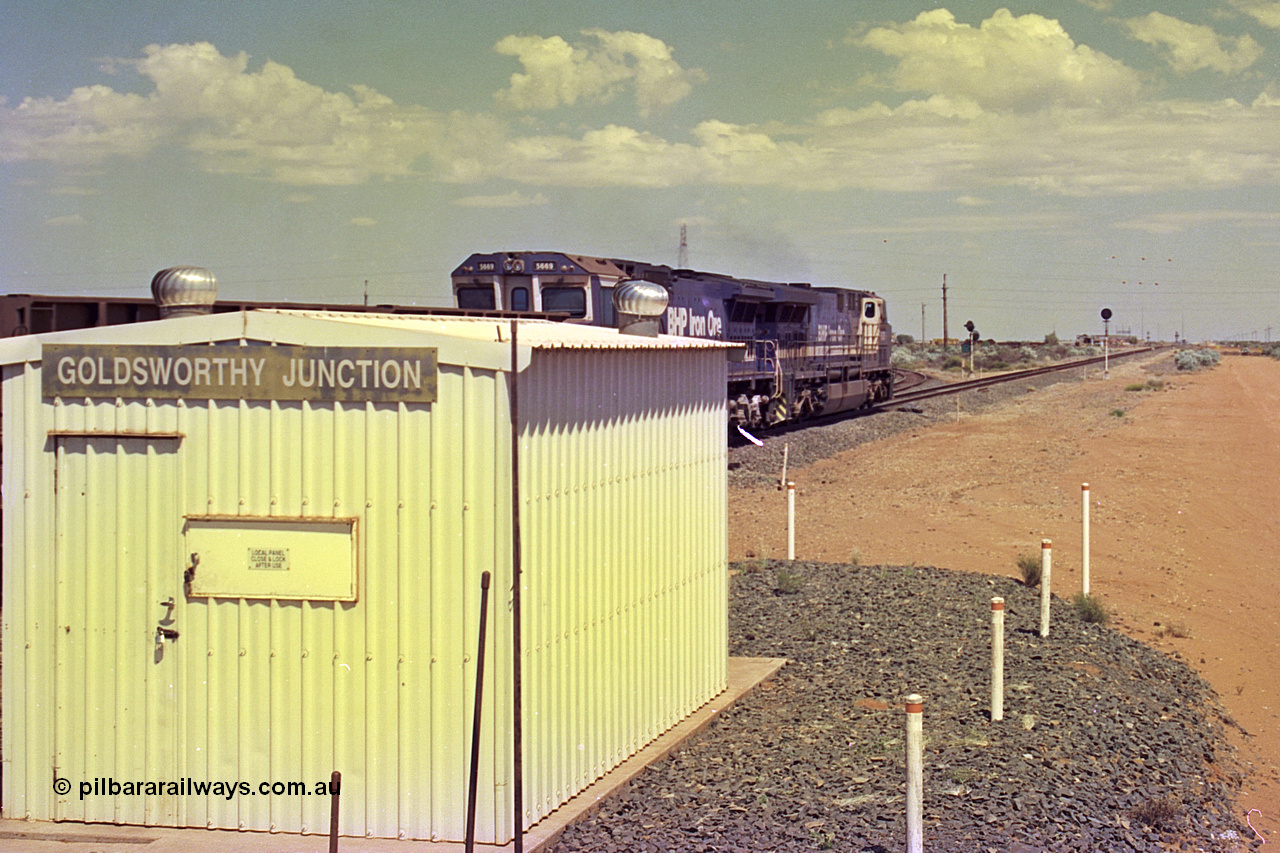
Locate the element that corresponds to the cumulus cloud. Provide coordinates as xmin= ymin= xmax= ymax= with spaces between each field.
xmin=0 ymin=42 xmax=448 ymax=184
xmin=452 ymin=190 xmax=549 ymax=207
xmin=1124 ymin=12 xmax=1262 ymax=74
xmin=473 ymin=86 xmax=1280 ymax=197
xmin=7 ymin=16 xmax=1280 ymax=202
xmin=848 ymin=9 xmax=1143 ymax=111
xmin=1228 ymin=0 xmax=1280 ymax=30
xmin=493 ymin=29 xmax=704 ymax=115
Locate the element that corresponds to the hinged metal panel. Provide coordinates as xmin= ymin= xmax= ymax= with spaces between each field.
xmin=184 ymin=517 xmax=358 ymax=601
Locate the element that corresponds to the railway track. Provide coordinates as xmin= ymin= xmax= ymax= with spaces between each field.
xmin=877 ymin=346 xmax=1163 ymax=410
xmin=890 ymin=367 xmax=931 ymax=393
xmin=729 ymin=347 xmax=1164 ymax=447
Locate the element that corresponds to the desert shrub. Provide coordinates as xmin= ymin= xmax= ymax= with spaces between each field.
xmin=1016 ymin=553 xmax=1041 ymax=587
xmin=1174 ymin=349 xmax=1220 ymax=371
xmin=774 ymin=566 xmax=805 ymax=595
xmin=1129 ymin=795 xmax=1182 ymax=830
xmin=1072 ymin=592 xmax=1109 ymax=624
xmin=891 ymin=349 xmax=921 ymax=367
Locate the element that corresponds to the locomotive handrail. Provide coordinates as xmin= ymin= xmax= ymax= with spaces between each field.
xmin=728 ymin=337 xmax=780 ymax=381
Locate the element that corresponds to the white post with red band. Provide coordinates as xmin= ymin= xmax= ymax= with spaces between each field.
xmin=991 ymin=597 xmax=1005 ymax=722
xmin=786 ymin=481 xmax=796 ymax=561
xmin=1081 ymin=483 xmax=1091 ymax=596
xmin=1040 ymin=539 xmax=1052 ymax=638
xmin=905 ymin=693 xmax=924 ymax=853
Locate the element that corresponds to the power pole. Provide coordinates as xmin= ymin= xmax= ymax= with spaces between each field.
xmin=942 ymin=274 xmax=949 ymax=347
xmin=921 ymin=303 xmax=926 ymax=343
xmin=677 ymin=223 xmax=689 ymax=269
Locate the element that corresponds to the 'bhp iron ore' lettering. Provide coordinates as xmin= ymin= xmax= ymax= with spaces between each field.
xmin=42 ymin=344 xmax=437 ymax=403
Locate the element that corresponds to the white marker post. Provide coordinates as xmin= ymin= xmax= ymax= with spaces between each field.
xmin=905 ymin=694 xmax=924 ymax=853
xmin=1040 ymin=539 xmax=1052 ymax=638
xmin=991 ymin=597 xmax=1005 ymax=722
xmin=1081 ymin=483 xmax=1091 ymax=596
xmin=786 ymin=481 xmax=796 ymax=561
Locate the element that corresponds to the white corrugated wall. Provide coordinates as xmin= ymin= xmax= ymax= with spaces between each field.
xmin=2 ymin=358 xmax=515 ymax=843
xmin=518 ymin=346 xmax=729 ymax=826
xmin=2 ymin=331 xmax=729 ymax=844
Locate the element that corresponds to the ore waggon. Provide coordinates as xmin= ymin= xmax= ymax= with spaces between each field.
xmin=451 ymin=251 xmax=894 ymax=427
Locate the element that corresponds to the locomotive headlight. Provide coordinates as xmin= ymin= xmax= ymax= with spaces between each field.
xmin=613 ymin=279 xmax=669 ymax=336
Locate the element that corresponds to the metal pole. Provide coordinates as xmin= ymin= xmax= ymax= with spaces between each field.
xmin=905 ymin=694 xmax=924 ymax=853
xmin=1103 ymin=319 xmax=1110 ymax=379
xmin=786 ymin=481 xmax=796 ymax=561
xmin=464 ymin=571 xmax=492 ymax=853
xmin=328 ymin=771 xmax=341 ymax=853
xmin=1039 ymin=539 xmax=1052 ymax=638
xmin=510 ymin=321 xmax=524 ymax=853
xmin=1081 ymin=484 xmax=1091 ymax=596
xmin=941 ymin=274 xmax=948 ymax=348
xmin=990 ymin=598 xmax=1005 ymax=722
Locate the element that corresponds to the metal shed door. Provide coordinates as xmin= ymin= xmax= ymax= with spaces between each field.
xmin=53 ymin=435 xmax=182 ymax=825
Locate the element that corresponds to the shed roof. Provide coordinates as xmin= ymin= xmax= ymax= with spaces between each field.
xmin=0 ymin=308 xmax=739 ymax=372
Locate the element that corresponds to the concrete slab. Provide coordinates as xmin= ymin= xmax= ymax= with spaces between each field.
xmin=0 ymin=657 xmax=786 ymax=853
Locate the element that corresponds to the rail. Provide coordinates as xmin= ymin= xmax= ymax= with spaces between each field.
xmin=875 ymin=346 xmax=1164 ymax=410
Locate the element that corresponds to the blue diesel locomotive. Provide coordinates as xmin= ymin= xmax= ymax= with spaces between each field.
xmin=451 ymin=251 xmax=893 ymax=428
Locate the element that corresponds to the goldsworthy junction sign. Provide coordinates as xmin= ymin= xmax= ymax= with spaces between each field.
xmin=42 ymin=344 xmax=439 ymax=404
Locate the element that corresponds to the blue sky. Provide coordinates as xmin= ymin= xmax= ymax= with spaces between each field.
xmin=4 ymin=1 xmax=1280 ymax=341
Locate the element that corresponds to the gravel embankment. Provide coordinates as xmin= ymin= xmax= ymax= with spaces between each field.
xmin=549 ymin=561 xmax=1251 ymax=853
xmin=728 ymin=363 xmax=1129 ymax=489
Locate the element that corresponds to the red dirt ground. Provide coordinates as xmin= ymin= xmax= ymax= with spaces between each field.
xmin=729 ymin=353 xmax=1280 ymax=843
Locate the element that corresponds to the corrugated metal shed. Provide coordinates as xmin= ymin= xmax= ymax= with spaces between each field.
xmin=0 ymin=310 xmax=732 ymax=844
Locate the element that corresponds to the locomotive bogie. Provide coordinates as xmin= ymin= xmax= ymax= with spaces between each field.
xmin=452 ymin=251 xmax=894 ymax=426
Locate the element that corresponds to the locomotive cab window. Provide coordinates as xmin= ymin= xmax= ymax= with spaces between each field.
xmin=541 ymin=285 xmax=588 ymax=318
xmin=864 ymin=301 xmax=877 ymax=319
xmin=510 ymin=286 xmax=530 ymax=311
xmin=456 ymin=286 xmax=496 ymax=310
